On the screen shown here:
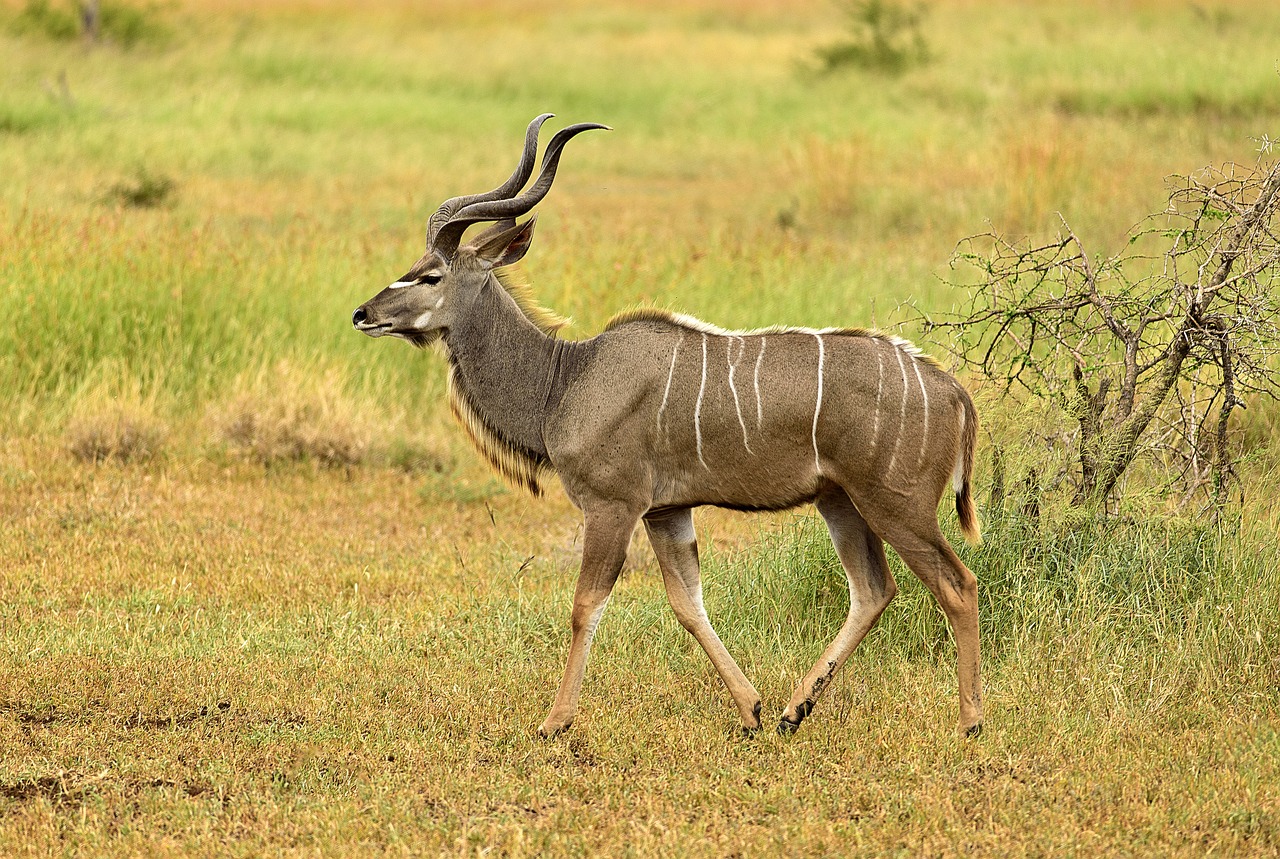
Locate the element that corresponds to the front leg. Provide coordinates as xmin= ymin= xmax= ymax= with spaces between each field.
xmin=539 ymin=504 xmax=642 ymax=737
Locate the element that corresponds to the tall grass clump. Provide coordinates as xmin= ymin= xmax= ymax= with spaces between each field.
xmin=0 ymin=93 xmax=74 ymax=135
xmin=101 ymin=165 xmax=177 ymax=209
xmin=964 ymin=512 xmax=1258 ymax=652
xmin=10 ymin=0 xmax=79 ymax=40
xmin=701 ymin=516 xmax=852 ymax=663
xmin=211 ymin=360 xmax=373 ymax=468
xmin=702 ymin=508 xmax=1278 ymax=713
xmin=0 ymin=208 xmax=445 ymax=438
xmin=10 ymin=0 xmax=169 ymax=48
xmin=814 ymin=0 xmax=931 ymax=75
xmin=64 ymin=372 xmax=167 ymax=463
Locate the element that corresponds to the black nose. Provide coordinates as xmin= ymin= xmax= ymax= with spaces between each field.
xmin=352 ymin=307 xmax=367 ymax=326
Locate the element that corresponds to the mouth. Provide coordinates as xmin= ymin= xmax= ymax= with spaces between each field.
xmin=354 ymin=321 xmax=392 ymax=337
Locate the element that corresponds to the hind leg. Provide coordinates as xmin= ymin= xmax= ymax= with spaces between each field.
xmin=874 ymin=517 xmax=983 ymax=736
xmin=779 ymin=486 xmax=897 ymax=733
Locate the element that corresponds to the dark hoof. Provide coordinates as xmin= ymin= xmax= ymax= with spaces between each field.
xmin=777 ymin=700 xmax=811 ymax=735
xmin=736 ymin=701 xmax=763 ymax=738
xmin=537 ymin=722 xmax=572 ymax=740
xmin=963 ymin=722 xmax=983 ymax=738
xmin=777 ymin=717 xmax=801 ymax=736
xmin=739 ymin=724 xmax=762 ymax=739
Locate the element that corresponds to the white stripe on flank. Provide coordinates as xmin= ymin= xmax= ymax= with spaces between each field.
xmin=871 ymin=341 xmax=886 ymax=453
xmin=812 ymin=333 xmax=825 ymax=474
xmin=911 ymin=357 xmax=930 ymax=469
xmin=695 ymin=333 xmax=709 ymax=469
xmin=754 ymin=336 xmax=766 ymax=428
xmin=657 ymin=331 xmax=684 ymax=433
xmin=886 ymin=346 xmax=910 ymax=476
xmin=726 ymin=336 xmax=753 ymax=454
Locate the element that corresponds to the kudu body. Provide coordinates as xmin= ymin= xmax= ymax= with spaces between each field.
xmin=353 ymin=116 xmax=983 ymax=737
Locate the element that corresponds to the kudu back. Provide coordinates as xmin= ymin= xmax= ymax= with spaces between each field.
xmin=353 ymin=115 xmax=983 ymax=738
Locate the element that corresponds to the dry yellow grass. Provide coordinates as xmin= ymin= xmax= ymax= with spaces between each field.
xmin=0 ymin=447 xmax=1276 ymax=855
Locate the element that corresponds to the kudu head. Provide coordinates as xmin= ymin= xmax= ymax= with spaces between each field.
xmin=351 ymin=114 xmax=609 ymax=347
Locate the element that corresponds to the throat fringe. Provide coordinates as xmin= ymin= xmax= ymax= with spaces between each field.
xmin=446 ymin=362 xmax=546 ymax=496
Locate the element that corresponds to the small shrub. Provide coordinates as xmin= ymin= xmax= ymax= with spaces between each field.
xmin=103 ymin=166 xmax=176 ymax=208
xmin=10 ymin=0 xmax=169 ymax=48
xmin=815 ymin=0 xmax=930 ymax=75
xmin=12 ymin=0 xmax=78 ymax=40
xmin=927 ymin=157 xmax=1280 ymax=514
xmin=213 ymin=362 xmax=372 ymax=468
xmin=98 ymin=2 xmax=167 ymax=48
xmin=67 ymin=407 xmax=166 ymax=463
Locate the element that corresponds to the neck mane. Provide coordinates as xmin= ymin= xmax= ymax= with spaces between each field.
xmin=444 ymin=270 xmax=574 ymax=496
xmin=494 ymin=265 xmax=571 ymax=335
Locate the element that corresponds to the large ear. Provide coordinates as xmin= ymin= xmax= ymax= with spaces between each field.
xmin=471 ymin=217 xmax=537 ymax=269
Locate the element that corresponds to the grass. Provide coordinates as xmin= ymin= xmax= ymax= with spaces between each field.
xmin=1 ymin=458 xmax=1277 ymax=855
xmin=1 ymin=0 xmax=1279 ymax=854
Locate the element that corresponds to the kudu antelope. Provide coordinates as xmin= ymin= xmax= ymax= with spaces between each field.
xmin=352 ymin=115 xmax=983 ymax=737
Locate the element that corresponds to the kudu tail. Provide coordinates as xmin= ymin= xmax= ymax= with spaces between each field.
xmin=952 ymin=391 xmax=981 ymax=544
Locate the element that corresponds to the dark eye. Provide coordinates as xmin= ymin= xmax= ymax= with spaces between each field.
xmin=419 ymin=273 xmax=443 ymax=286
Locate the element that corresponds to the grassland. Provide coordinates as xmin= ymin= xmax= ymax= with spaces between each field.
xmin=2 ymin=0 xmax=1279 ymax=855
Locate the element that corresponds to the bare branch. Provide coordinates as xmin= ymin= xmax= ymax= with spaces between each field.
xmin=921 ymin=155 xmax=1280 ymax=513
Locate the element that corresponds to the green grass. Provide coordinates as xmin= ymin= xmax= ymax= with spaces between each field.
xmin=3 ymin=0 xmax=1277 ymax=441
xmin=1 ymin=0 xmax=1279 ymax=855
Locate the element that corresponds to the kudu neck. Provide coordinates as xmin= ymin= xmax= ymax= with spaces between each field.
xmin=442 ymin=275 xmax=571 ymax=463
